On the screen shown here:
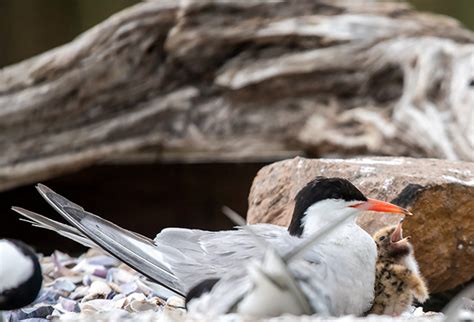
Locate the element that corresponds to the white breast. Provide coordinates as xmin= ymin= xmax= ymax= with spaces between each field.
xmin=0 ymin=240 xmax=34 ymax=293
xmin=298 ymin=222 xmax=377 ymax=316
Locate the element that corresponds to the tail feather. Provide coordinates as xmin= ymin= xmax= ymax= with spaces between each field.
xmin=35 ymin=184 xmax=156 ymax=246
xmin=12 ymin=207 xmax=97 ymax=248
xmin=14 ymin=185 xmax=185 ymax=297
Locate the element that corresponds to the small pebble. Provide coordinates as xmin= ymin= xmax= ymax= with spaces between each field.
xmin=82 ymin=280 xmax=112 ymax=301
xmin=17 ymin=306 xmax=54 ymax=319
xmin=166 ymin=296 xmax=185 ymax=308
xmin=51 ymin=278 xmax=76 ymax=293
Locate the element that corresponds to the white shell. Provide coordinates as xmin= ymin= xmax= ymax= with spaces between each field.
xmin=82 ymin=280 xmax=112 ymax=302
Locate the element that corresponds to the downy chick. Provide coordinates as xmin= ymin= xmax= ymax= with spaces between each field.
xmin=368 ymin=219 xmax=428 ymax=316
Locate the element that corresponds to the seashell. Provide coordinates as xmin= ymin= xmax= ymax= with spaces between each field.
xmin=87 ymin=255 xmax=119 ymax=267
xmin=69 ymin=285 xmax=89 ymax=300
xmin=126 ymin=292 xmax=146 ymax=303
xmin=113 ymin=296 xmax=128 ymax=310
xmin=92 ymin=267 xmax=108 ymax=278
xmin=79 ymin=299 xmax=116 ymax=313
xmin=59 ymin=312 xmax=82 ymax=320
xmin=51 ymin=277 xmax=77 ymax=293
xmin=50 ymin=308 xmax=63 ymax=317
xmin=40 ymin=262 xmax=56 ymax=276
xmin=120 ymin=282 xmax=138 ymax=295
xmin=51 ymin=251 xmax=76 ymax=278
xmin=72 ymin=259 xmax=106 ymax=275
xmin=82 ymin=280 xmax=112 ymax=302
xmin=83 ymin=248 xmax=106 ymax=258
xmin=58 ymin=297 xmax=80 ymax=313
xmin=136 ymin=279 xmax=154 ymax=297
xmin=82 ymin=274 xmax=92 ymax=286
xmin=18 ymin=305 xmax=54 ymax=319
xmin=113 ymin=293 xmax=126 ymax=300
xmin=127 ymin=299 xmax=158 ymax=313
xmin=52 ymin=250 xmax=72 ymax=262
xmin=64 ymin=275 xmax=84 ymax=284
xmin=107 ymin=268 xmax=136 ymax=284
xmin=42 ymin=275 xmax=55 ymax=284
xmin=166 ymin=296 xmax=185 ymax=308
xmin=33 ymin=289 xmax=61 ymax=305
xmin=149 ymin=296 xmax=167 ymax=307
xmin=107 ymin=281 xmax=122 ymax=294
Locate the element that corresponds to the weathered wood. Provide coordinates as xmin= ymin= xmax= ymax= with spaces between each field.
xmin=1 ymin=0 xmax=473 ymax=192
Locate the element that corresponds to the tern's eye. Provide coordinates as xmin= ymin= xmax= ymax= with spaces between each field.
xmin=379 ymin=236 xmax=386 ymax=241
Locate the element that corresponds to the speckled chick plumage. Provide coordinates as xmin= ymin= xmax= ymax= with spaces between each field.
xmin=368 ymin=221 xmax=429 ymax=316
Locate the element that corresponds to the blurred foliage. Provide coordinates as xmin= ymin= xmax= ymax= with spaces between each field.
xmin=0 ymin=0 xmax=472 ymax=68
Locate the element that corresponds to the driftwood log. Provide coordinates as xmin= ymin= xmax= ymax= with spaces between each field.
xmin=1 ymin=0 xmax=473 ymax=192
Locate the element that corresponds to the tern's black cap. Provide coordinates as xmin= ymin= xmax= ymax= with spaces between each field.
xmin=288 ymin=177 xmax=367 ymax=236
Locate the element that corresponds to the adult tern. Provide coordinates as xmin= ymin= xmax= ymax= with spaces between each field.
xmin=12 ymin=176 xmax=411 ymax=316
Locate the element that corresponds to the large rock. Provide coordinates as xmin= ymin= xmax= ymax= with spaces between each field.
xmin=247 ymin=157 xmax=474 ymax=293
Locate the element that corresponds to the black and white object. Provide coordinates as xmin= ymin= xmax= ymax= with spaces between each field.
xmin=0 ymin=239 xmax=42 ymax=310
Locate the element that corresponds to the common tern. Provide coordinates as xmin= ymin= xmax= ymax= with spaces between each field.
xmin=0 ymin=239 xmax=42 ymax=310
xmin=12 ymin=176 xmax=411 ymax=316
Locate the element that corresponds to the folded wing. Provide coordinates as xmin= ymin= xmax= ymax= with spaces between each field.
xmin=32 ymin=184 xmax=184 ymax=296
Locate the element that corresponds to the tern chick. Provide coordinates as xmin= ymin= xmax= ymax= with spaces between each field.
xmin=0 ymin=239 xmax=42 ymax=310
xmin=368 ymin=219 xmax=428 ymax=316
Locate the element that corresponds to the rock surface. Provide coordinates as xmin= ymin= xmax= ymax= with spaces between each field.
xmin=247 ymin=157 xmax=474 ymax=293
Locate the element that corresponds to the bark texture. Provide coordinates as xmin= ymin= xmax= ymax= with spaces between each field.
xmin=1 ymin=0 xmax=473 ymax=191
xmin=247 ymin=156 xmax=474 ymax=293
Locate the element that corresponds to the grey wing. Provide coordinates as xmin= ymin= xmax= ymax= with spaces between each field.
xmin=20 ymin=184 xmax=324 ymax=303
xmin=154 ymin=224 xmax=297 ymax=291
xmin=33 ymin=184 xmax=184 ymax=296
xmin=24 ymin=184 xmax=292 ymax=295
xmin=186 ymin=248 xmax=330 ymax=316
xmin=288 ymin=260 xmax=334 ymax=316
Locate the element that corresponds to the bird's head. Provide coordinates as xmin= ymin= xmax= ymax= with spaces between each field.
xmin=373 ymin=219 xmax=412 ymax=260
xmin=288 ymin=177 xmax=411 ymax=237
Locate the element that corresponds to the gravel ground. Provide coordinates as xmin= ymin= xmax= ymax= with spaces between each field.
xmin=1 ymin=250 xmax=470 ymax=322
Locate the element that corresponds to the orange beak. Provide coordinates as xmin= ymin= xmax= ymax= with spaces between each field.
xmin=350 ymin=198 xmax=413 ymax=216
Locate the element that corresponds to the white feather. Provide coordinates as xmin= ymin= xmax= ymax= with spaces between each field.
xmin=0 ymin=240 xmax=34 ymax=293
xmin=188 ymin=201 xmax=377 ymax=316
